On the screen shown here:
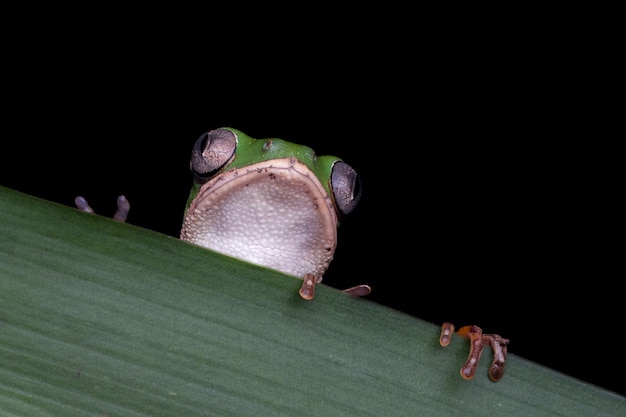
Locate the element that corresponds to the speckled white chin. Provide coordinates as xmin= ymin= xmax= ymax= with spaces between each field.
xmin=180 ymin=157 xmax=338 ymax=281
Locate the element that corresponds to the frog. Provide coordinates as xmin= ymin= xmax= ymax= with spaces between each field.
xmin=179 ymin=127 xmax=371 ymax=300
xmin=76 ymin=127 xmax=371 ymax=300
xmin=75 ymin=127 xmax=508 ymax=381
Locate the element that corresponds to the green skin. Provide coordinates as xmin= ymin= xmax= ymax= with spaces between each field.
xmin=184 ymin=127 xmax=341 ymax=216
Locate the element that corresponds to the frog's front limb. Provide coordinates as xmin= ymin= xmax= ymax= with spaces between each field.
xmin=439 ymin=322 xmax=509 ymax=382
xmin=75 ymin=195 xmax=130 ymax=222
xmin=299 ymin=275 xmax=371 ymax=300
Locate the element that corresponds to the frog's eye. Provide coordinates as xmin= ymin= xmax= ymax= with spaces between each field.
xmin=331 ymin=161 xmax=362 ymax=216
xmin=190 ymin=128 xmax=237 ymax=183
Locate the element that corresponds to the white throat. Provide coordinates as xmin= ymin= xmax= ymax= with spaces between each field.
xmin=181 ymin=158 xmax=338 ymax=280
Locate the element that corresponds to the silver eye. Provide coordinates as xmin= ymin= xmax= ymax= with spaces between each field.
xmin=190 ymin=128 xmax=237 ymax=182
xmin=331 ymin=161 xmax=362 ymax=216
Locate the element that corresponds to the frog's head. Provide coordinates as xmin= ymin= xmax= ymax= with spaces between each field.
xmin=187 ymin=127 xmax=362 ymax=220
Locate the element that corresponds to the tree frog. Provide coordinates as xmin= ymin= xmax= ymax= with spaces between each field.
xmin=77 ymin=127 xmax=370 ymax=300
xmin=179 ymin=127 xmax=370 ymax=300
xmin=75 ymin=127 xmax=508 ymax=381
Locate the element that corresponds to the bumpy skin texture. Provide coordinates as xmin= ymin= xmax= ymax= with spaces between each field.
xmin=181 ymin=157 xmax=338 ymax=280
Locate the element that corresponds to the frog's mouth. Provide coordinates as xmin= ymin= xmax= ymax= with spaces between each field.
xmin=180 ymin=157 xmax=338 ymax=280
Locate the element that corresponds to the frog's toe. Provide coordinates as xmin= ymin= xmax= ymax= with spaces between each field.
xmin=484 ymin=333 xmax=509 ymax=382
xmin=457 ymin=325 xmax=485 ymax=380
xmin=75 ymin=196 xmax=95 ymax=214
xmin=299 ymin=274 xmax=317 ymax=300
xmin=74 ymin=195 xmax=130 ymax=223
xmin=113 ymin=195 xmax=130 ymax=222
xmin=439 ymin=322 xmax=455 ymax=346
xmin=342 ymin=284 xmax=371 ymax=297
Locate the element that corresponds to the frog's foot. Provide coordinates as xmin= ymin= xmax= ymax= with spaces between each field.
xmin=75 ymin=195 xmax=130 ymax=222
xmin=439 ymin=322 xmax=509 ymax=382
xmin=299 ymin=276 xmax=371 ymax=300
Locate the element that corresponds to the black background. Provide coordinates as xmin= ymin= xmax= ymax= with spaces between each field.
xmin=1 ymin=17 xmax=622 ymax=397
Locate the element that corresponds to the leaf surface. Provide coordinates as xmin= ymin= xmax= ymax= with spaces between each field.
xmin=1 ymin=186 xmax=624 ymax=416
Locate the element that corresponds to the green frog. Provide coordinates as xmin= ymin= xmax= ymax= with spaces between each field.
xmin=179 ymin=127 xmax=370 ymax=300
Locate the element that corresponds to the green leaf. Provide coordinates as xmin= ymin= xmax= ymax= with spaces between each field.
xmin=1 ymin=185 xmax=624 ymax=417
